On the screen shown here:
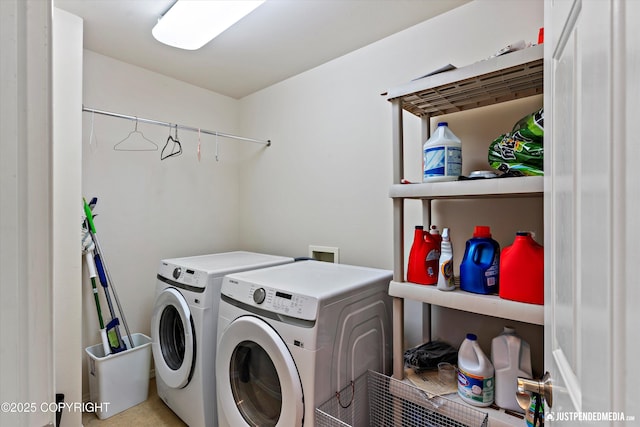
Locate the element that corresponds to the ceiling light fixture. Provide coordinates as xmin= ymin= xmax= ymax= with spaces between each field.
xmin=152 ymin=0 xmax=265 ymax=50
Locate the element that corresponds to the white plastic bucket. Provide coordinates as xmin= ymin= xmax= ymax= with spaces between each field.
xmin=85 ymin=333 xmax=152 ymax=419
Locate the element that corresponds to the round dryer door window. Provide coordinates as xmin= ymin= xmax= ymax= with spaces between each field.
xmin=151 ymin=287 xmax=196 ymax=389
xmin=216 ymin=316 xmax=303 ymax=427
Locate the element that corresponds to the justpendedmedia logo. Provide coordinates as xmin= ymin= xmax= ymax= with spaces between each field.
xmin=546 ymin=411 xmax=635 ymax=422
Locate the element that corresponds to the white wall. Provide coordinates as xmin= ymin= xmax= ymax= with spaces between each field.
xmin=81 ymin=51 xmax=244 ymax=394
xmin=238 ymin=0 xmax=544 ymax=358
xmin=53 ymin=7 xmax=83 ymax=426
xmin=238 ymin=0 xmax=544 ymax=266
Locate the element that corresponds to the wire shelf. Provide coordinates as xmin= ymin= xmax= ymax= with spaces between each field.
xmin=316 ymin=371 xmax=488 ymax=427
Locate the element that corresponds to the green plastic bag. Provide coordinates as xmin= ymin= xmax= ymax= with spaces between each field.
xmin=512 ymin=108 xmax=543 ymax=142
xmin=489 ymin=109 xmax=544 ymax=176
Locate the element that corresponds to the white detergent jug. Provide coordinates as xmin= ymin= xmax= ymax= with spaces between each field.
xmin=491 ymin=327 xmax=532 ymax=413
xmin=458 ymin=333 xmax=494 ymax=407
xmin=423 ymin=122 xmax=462 ymax=182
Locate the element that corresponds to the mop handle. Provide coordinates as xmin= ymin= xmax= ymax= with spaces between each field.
xmin=84 ymin=252 xmax=105 ymax=329
xmin=91 ymin=233 xmax=134 ymax=350
xmin=83 ymin=198 xmax=135 ymax=349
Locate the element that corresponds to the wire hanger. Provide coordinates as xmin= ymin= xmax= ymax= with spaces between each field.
xmin=113 ymin=118 xmax=158 ymax=151
xmin=88 ymin=111 xmax=98 ymax=152
xmin=161 ymin=124 xmax=183 ymax=160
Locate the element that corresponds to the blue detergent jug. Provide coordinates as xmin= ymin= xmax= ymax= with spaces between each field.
xmin=460 ymin=226 xmax=500 ymax=294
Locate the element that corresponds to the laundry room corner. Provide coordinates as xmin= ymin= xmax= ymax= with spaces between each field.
xmin=80 ymin=51 xmax=248 ymax=399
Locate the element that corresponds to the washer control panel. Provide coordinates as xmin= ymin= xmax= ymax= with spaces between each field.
xmin=158 ymin=262 xmax=208 ymax=289
xmin=253 ymin=288 xmax=267 ymax=304
xmin=223 ymin=279 xmax=318 ymax=321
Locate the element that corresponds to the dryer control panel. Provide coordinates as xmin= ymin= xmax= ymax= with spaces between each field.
xmin=158 ymin=262 xmax=208 ymax=290
xmin=221 ymin=279 xmax=319 ymax=321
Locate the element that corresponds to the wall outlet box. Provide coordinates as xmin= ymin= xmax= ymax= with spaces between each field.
xmin=308 ymin=245 xmax=339 ymax=263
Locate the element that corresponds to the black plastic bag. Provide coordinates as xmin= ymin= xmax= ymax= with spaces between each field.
xmin=404 ymin=340 xmax=458 ymax=372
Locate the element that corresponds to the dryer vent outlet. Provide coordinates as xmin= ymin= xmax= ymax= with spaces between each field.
xmin=308 ymin=245 xmax=339 ymax=263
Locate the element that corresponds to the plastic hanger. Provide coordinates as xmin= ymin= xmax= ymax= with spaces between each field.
xmin=113 ymin=118 xmax=158 ymax=151
xmin=215 ymin=133 xmax=220 ymax=162
xmin=161 ymin=125 xmax=182 ymax=160
xmin=197 ymin=128 xmax=201 ymax=162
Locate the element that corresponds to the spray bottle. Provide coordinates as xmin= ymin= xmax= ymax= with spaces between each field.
xmin=437 ymin=228 xmax=455 ymax=291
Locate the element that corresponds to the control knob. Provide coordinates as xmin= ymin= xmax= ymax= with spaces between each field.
xmin=173 ymin=267 xmax=181 ymax=280
xmin=253 ymin=288 xmax=266 ymax=304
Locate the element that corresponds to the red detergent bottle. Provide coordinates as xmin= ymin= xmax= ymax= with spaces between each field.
xmin=407 ymin=226 xmax=429 ymax=284
xmin=499 ymin=232 xmax=544 ymax=304
xmin=423 ymin=230 xmax=441 ymax=285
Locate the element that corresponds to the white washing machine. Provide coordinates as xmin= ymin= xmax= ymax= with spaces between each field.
xmin=152 ymin=251 xmax=293 ymax=427
xmin=215 ymin=260 xmax=392 ymax=427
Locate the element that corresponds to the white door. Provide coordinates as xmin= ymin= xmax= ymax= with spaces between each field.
xmin=544 ymin=0 xmax=639 ymax=424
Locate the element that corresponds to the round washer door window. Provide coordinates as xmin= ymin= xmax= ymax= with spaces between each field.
xmin=216 ymin=316 xmax=304 ymax=427
xmin=151 ymin=287 xmax=195 ymax=389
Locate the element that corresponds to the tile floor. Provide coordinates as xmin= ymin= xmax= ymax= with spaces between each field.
xmin=82 ymin=378 xmax=186 ymax=426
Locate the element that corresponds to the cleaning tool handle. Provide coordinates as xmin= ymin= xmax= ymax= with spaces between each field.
xmin=100 ymin=329 xmax=111 ymax=356
xmin=84 ymin=196 xmax=135 ymax=350
xmin=83 ymin=198 xmax=96 ymax=234
xmin=85 ymin=252 xmax=97 ymax=279
xmin=94 ymin=254 xmax=108 ymax=289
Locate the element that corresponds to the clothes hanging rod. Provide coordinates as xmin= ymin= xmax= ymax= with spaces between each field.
xmin=82 ymin=106 xmax=271 ymax=146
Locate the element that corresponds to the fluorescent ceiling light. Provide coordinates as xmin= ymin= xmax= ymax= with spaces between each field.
xmin=152 ymin=0 xmax=265 ymax=50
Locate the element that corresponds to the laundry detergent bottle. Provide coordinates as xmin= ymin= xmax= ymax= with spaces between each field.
xmin=423 ymin=122 xmax=462 ymax=182
xmin=460 ymin=226 xmax=500 ymax=294
xmin=499 ymin=232 xmax=544 ymax=305
xmin=491 ymin=327 xmax=532 ymax=413
xmin=407 ymin=226 xmax=429 ymax=284
xmin=423 ymin=230 xmax=441 ymax=285
xmin=458 ymin=333 xmax=495 ymax=407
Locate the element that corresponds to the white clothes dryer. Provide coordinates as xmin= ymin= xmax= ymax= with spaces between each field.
xmin=215 ymin=261 xmax=392 ymax=427
xmin=152 ymin=251 xmax=293 ymax=427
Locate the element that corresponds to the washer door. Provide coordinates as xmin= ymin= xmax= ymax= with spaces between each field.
xmin=216 ymin=315 xmax=304 ymax=427
xmin=151 ymin=287 xmax=196 ymax=389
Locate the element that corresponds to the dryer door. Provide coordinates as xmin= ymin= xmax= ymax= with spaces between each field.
xmin=216 ymin=315 xmax=304 ymax=427
xmin=151 ymin=287 xmax=196 ymax=389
